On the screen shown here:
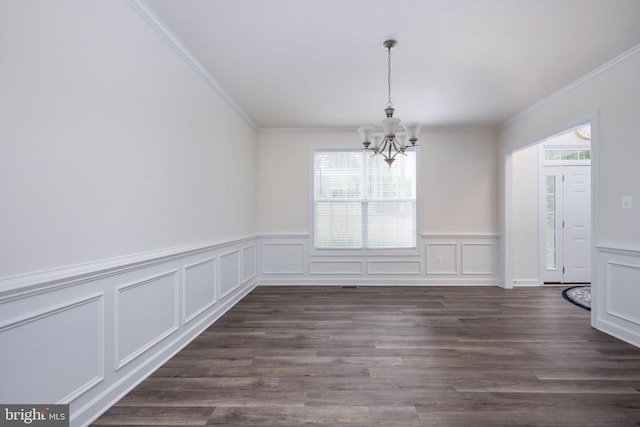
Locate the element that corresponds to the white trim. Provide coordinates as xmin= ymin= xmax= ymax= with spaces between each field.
xmin=421 ymin=232 xmax=500 ymax=239
xmin=259 ymin=233 xmax=499 ymax=284
xmin=501 ymin=113 xmax=598 ymax=292
xmin=79 ymin=280 xmax=256 ymax=427
xmin=0 ymin=234 xmax=255 ymax=301
xmin=425 ymin=242 xmax=458 ymax=275
xmin=126 ymin=0 xmax=257 ymax=130
xmin=308 ymin=260 xmax=364 ymax=275
xmin=597 ymin=241 xmax=640 ymax=255
xmin=594 ymin=318 xmax=640 ymax=349
xmin=500 ymin=43 xmax=640 ymax=129
xmin=0 ymin=234 xmax=259 ymax=425
xmin=114 ymin=270 xmax=180 ymax=370
xmin=0 ymin=293 xmax=105 ymax=403
xmin=366 ymin=260 xmax=422 ymax=275
xmin=219 ymin=249 xmax=242 ymax=299
xmin=259 ymin=127 xmax=356 ymax=134
xmin=605 ymin=261 xmax=640 ymax=325
xmin=259 ymin=126 xmax=496 ymax=134
xmin=241 ymin=244 xmax=257 ymax=284
xmin=260 ymin=242 xmax=306 ymax=274
xmin=183 ymin=256 xmax=218 ymax=325
xmin=259 ymin=279 xmax=499 ymax=286
xmin=257 ymin=232 xmax=310 ymax=238
xmin=512 ymin=279 xmax=542 ymax=286
xmin=461 ymin=242 xmax=495 ymax=275
xmin=309 ymin=248 xmax=421 ymax=257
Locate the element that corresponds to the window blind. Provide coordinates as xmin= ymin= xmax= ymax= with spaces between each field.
xmin=313 ymin=150 xmax=416 ymax=249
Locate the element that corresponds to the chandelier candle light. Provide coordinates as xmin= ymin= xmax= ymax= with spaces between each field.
xmin=358 ymin=40 xmax=421 ymax=167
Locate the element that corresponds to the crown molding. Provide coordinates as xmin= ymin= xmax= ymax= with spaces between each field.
xmin=421 ymin=125 xmax=497 ymax=133
xmin=127 ymin=0 xmax=258 ymax=131
xmin=259 ymin=127 xmax=357 ymax=134
xmin=258 ymin=125 xmax=497 ymax=134
xmin=500 ymin=43 xmax=640 ymax=129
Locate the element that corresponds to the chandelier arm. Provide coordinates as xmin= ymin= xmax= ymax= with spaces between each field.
xmin=376 ymin=138 xmax=387 ymax=154
xmin=391 ymin=138 xmax=402 ymax=157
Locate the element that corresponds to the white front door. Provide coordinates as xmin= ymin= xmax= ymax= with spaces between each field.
xmin=542 ymin=165 xmax=591 ymax=283
xmin=563 ymin=165 xmax=591 ymax=282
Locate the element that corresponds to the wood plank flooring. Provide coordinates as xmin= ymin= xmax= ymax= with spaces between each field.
xmin=93 ymin=286 xmax=640 ymax=426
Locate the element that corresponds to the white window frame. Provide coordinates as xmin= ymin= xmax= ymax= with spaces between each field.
xmin=310 ymin=147 xmax=420 ymax=255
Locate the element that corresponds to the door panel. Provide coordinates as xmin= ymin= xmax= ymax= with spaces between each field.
xmin=542 ymin=165 xmax=591 ymax=283
xmin=563 ymin=166 xmax=591 ymax=282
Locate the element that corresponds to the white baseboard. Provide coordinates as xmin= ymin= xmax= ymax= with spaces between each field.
xmin=259 ymin=279 xmax=500 ymax=286
xmin=512 ymin=279 xmax=542 ymax=286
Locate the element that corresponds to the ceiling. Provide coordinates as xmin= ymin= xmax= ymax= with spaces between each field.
xmin=145 ymin=0 xmax=640 ymax=130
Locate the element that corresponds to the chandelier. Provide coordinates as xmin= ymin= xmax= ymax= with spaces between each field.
xmin=357 ymin=40 xmax=421 ymax=167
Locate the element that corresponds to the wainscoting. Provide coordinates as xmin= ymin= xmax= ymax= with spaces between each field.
xmin=258 ymin=233 xmax=500 ymax=286
xmin=13 ymin=234 xmax=640 ymax=426
xmin=594 ymin=242 xmax=640 ymax=348
xmin=0 ymin=236 xmax=257 ymax=427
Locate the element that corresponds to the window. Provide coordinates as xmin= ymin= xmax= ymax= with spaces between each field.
xmin=545 ymin=175 xmax=557 ymax=270
xmin=545 ymin=149 xmax=590 ymax=161
xmin=313 ymin=149 xmax=417 ymax=249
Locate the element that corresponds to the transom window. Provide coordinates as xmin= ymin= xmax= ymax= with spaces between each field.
xmin=313 ymin=149 xmax=417 ymax=249
xmin=545 ymin=149 xmax=591 ymax=161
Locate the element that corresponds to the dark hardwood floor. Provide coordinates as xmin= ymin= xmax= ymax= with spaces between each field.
xmin=93 ymin=286 xmax=640 ymax=426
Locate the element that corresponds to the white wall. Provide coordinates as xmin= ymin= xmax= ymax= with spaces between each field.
xmin=499 ymin=49 xmax=640 ymax=244
xmin=257 ymin=128 xmax=499 ymax=235
xmin=511 ymin=144 xmax=539 ymax=283
xmin=257 ymin=129 xmax=500 ymax=285
xmin=0 ymin=0 xmax=257 ymax=278
xmin=0 ymin=2 xmax=258 ymax=425
xmin=499 ymin=45 xmax=640 ymax=347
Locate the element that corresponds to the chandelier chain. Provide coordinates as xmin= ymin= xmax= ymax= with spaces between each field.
xmin=387 ymin=45 xmax=392 ymax=107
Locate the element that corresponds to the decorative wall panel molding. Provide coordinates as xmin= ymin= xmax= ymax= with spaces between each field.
xmin=261 ymin=242 xmax=306 ymax=274
xmin=183 ymin=257 xmax=217 ymax=325
xmin=309 ymin=260 xmax=363 ymax=275
xmin=425 ymin=243 xmax=457 ymax=275
xmin=461 ymin=243 xmax=496 ymax=275
xmin=595 ymin=243 xmax=640 ymax=348
xmin=220 ymin=250 xmax=241 ymax=298
xmin=367 ymin=260 xmax=422 ymax=275
xmin=605 ymin=262 xmax=640 ymax=325
xmin=114 ymin=270 xmax=179 ymax=370
xmin=259 ymin=234 xmax=500 ymax=285
xmin=241 ymin=245 xmax=257 ymax=284
xmin=0 ymin=293 xmax=104 ymax=404
xmin=0 ymin=235 xmax=258 ymax=427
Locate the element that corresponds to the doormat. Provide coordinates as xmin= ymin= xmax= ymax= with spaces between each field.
xmin=562 ymin=286 xmax=591 ymax=311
